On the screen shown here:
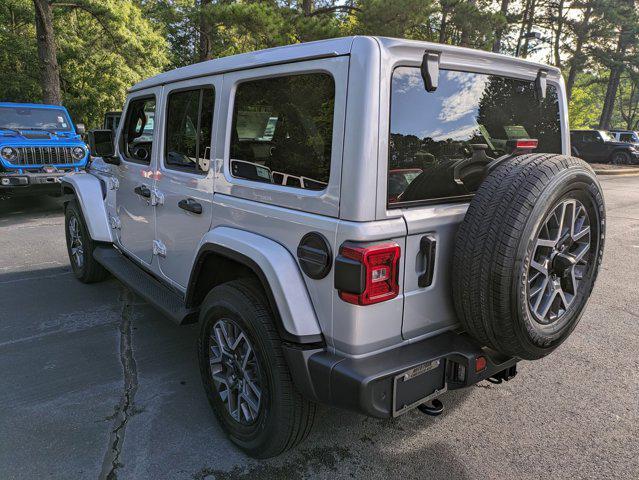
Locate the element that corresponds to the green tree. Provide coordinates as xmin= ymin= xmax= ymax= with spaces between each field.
xmin=0 ymin=1 xmax=41 ymax=102
xmin=1 ymin=0 xmax=170 ymax=127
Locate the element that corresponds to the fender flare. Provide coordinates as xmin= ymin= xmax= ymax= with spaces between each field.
xmin=61 ymin=173 xmax=113 ymax=243
xmin=186 ymin=227 xmax=324 ymax=344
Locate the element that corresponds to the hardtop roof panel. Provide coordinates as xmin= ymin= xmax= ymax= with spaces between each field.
xmin=129 ymin=35 xmax=561 ymax=93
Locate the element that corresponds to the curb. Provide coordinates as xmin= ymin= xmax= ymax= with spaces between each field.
xmin=594 ymin=168 xmax=639 ymax=176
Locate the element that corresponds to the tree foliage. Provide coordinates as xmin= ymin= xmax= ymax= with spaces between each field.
xmin=1 ymin=0 xmax=637 ymax=130
xmin=1 ymin=0 xmax=169 ymax=127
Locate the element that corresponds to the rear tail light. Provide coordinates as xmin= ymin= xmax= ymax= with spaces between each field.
xmin=507 ymin=138 xmax=538 ymax=153
xmin=515 ymin=139 xmax=538 ymax=150
xmin=335 ymin=242 xmax=401 ymax=305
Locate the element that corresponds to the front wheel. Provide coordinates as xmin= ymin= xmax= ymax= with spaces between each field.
xmin=610 ymin=150 xmax=630 ymax=165
xmin=64 ymin=199 xmax=109 ymax=283
xmin=198 ymin=279 xmax=316 ymax=458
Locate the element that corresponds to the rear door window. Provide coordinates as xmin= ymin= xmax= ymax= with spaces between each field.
xmin=165 ymin=87 xmax=215 ymax=173
xmin=230 ymin=73 xmax=335 ymax=191
xmin=388 ymin=68 xmax=562 ymax=205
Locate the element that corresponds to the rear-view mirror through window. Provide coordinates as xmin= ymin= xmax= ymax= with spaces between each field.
xmin=121 ymin=97 xmax=156 ymax=164
xmin=388 ymin=68 xmax=561 ymax=205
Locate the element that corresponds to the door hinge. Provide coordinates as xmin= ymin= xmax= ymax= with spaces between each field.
xmin=152 ymin=239 xmax=166 ymax=257
xmin=151 ymin=188 xmax=164 ymax=206
xmin=109 ymin=215 xmax=121 ymax=230
xmin=108 ymin=177 xmax=119 ymax=190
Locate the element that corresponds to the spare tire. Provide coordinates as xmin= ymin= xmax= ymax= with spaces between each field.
xmin=452 ymin=154 xmax=605 ymax=360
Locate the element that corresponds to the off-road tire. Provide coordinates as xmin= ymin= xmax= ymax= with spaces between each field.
xmin=64 ymin=199 xmax=109 ymax=283
xmin=453 ymin=154 xmax=605 ymax=360
xmin=610 ymin=150 xmax=631 ymax=165
xmin=197 ymin=279 xmax=316 ymax=458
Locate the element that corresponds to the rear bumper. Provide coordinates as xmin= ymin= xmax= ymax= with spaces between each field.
xmin=0 ymin=171 xmax=67 ymax=195
xmin=283 ymin=331 xmax=518 ymax=418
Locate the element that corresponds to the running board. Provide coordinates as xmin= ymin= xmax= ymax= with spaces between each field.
xmin=93 ymin=246 xmax=197 ymax=325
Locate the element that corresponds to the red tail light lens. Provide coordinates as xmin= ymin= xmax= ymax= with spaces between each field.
xmin=515 ymin=139 xmax=538 ymax=150
xmin=338 ymin=242 xmax=401 ymax=305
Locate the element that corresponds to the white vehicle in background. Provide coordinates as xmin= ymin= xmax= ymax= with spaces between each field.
xmin=61 ymin=37 xmax=605 ymax=458
xmin=610 ymin=129 xmax=639 ymax=145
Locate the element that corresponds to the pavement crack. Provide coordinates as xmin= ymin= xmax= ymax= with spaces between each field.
xmin=99 ymin=288 xmax=139 ymax=480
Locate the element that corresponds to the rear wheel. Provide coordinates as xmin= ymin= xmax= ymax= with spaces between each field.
xmin=610 ymin=150 xmax=630 ymax=165
xmin=198 ymin=279 xmax=316 ymax=458
xmin=64 ymin=199 xmax=109 ymax=283
xmin=453 ymin=154 xmax=605 ymax=360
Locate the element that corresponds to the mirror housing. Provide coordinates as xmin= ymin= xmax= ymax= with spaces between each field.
xmin=88 ymin=129 xmax=119 ymax=164
xmin=75 ymin=123 xmax=86 ymax=135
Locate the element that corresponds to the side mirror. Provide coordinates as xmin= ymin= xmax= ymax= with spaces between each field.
xmin=88 ymin=129 xmax=119 ymax=165
xmin=75 ymin=123 xmax=86 ymax=135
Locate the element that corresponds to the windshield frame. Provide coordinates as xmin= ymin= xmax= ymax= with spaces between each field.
xmin=384 ymin=65 xmax=565 ymax=209
xmin=0 ymin=105 xmax=74 ymax=133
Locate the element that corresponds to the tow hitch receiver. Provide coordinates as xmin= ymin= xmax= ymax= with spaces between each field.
xmin=418 ymin=398 xmax=444 ymax=416
xmin=487 ymin=364 xmax=518 ymax=384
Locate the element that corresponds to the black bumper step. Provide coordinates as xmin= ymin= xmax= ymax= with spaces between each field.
xmin=283 ymin=331 xmax=518 ymax=418
xmin=93 ymin=246 xmax=196 ymax=324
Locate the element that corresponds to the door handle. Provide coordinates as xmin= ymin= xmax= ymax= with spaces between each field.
xmin=134 ymin=185 xmax=151 ymax=198
xmin=178 ymin=198 xmax=203 ymax=214
xmin=418 ymin=234 xmax=437 ymax=288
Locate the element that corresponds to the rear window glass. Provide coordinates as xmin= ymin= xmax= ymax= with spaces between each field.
xmin=388 ymin=68 xmax=562 ymax=205
xmin=230 ymin=73 xmax=335 ymax=191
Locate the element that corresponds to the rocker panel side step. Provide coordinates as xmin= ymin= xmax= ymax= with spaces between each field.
xmin=93 ymin=246 xmax=196 ymax=324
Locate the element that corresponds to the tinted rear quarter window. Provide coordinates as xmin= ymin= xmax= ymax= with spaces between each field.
xmin=230 ymin=73 xmax=335 ymax=191
xmin=388 ymin=68 xmax=561 ymax=205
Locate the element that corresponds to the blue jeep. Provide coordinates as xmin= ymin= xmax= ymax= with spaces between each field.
xmin=0 ymin=102 xmax=89 ymax=196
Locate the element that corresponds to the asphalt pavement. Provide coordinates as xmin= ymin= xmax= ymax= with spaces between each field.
xmin=0 ymin=177 xmax=637 ymax=480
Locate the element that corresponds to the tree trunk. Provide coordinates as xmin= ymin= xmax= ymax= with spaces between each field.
xmin=459 ymin=0 xmax=477 ymax=47
xmin=198 ymin=0 xmax=212 ymax=62
xmin=33 ymin=0 xmax=61 ymax=105
xmin=520 ymin=0 xmax=537 ymax=58
xmin=439 ymin=10 xmax=449 ymax=44
xmin=552 ymin=0 xmax=565 ymax=68
xmin=565 ymin=6 xmax=592 ymax=101
xmin=492 ymin=0 xmax=510 ymax=53
xmin=515 ymin=0 xmax=531 ymax=56
xmin=302 ymin=0 xmax=313 ymax=16
xmin=599 ymin=21 xmax=633 ymax=129
xmin=439 ymin=0 xmax=454 ymax=44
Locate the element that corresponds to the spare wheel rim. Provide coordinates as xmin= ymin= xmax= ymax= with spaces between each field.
xmin=527 ymin=198 xmax=592 ymax=325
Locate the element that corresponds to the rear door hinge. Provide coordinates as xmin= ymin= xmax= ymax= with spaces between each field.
xmin=152 ymin=239 xmax=166 ymax=257
xmin=109 ymin=214 xmax=121 ymax=230
xmin=151 ymin=188 xmax=164 ymax=206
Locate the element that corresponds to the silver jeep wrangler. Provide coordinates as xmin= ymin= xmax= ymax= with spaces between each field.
xmin=62 ymin=36 xmax=605 ymax=458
